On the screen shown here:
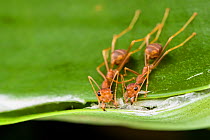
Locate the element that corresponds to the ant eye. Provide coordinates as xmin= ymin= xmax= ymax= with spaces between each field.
xmin=134 ymin=87 xmax=138 ymax=91
xmin=124 ymin=87 xmax=126 ymax=91
xmin=111 ymin=91 xmax=114 ymax=94
xmin=97 ymin=92 xmax=101 ymax=96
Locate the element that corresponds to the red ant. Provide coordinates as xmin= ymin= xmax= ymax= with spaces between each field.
xmin=88 ymin=8 xmax=172 ymax=110
xmin=88 ymin=10 xmax=147 ymax=111
xmin=122 ymin=11 xmax=197 ymax=105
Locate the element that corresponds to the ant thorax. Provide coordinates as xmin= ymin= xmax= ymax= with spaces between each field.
xmin=101 ymin=79 xmax=110 ymax=89
xmin=136 ymin=74 xmax=146 ymax=85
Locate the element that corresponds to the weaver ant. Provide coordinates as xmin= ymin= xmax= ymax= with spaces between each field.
xmin=122 ymin=11 xmax=197 ymax=104
xmin=88 ymin=10 xmax=146 ymax=111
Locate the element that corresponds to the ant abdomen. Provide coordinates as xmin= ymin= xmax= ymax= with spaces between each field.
xmin=145 ymin=43 xmax=162 ymax=59
xmin=111 ymin=49 xmax=129 ymax=66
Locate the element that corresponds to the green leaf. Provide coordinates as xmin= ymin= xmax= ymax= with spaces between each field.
xmin=0 ymin=0 xmax=210 ymax=129
xmin=42 ymin=91 xmax=210 ymax=131
xmin=1 ymin=90 xmax=210 ymax=131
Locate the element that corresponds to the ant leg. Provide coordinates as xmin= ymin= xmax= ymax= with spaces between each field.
xmin=124 ymin=67 xmax=140 ymax=76
xmin=129 ymin=24 xmax=162 ymax=66
xmin=132 ymin=23 xmax=163 ymax=55
xmin=124 ymin=94 xmax=129 ymax=104
xmin=113 ymin=72 xmax=119 ymax=108
xmin=110 ymin=10 xmax=141 ymax=70
xmin=121 ymin=74 xmax=129 ymax=104
xmin=109 ymin=70 xmax=135 ymax=88
xmin=150 ymin=8 xmax=170 ymax=44
xmin=110 ymin=77 xmax=135 ymax=84
xmin=152 ymin=32 xmax=196 ymax=69
xmin=101 ymin=102 xmax=106 ymax=111
xmin=126 ymin=23 xmax=162 ymax=58
xmin=116 ymin=38 xmax=145 ymax=72
xmin=102 ymin=47 xmax=111 ymax=72
xmin=113 ymin=67 xmax=137 ymax=84
xmin=134 ymin=74 xmax=149 ymax=102
xmin=162 ymin=12 xmax=197 ymax=54
xmin=126 ymin=38 xmax=145 ymax=53
xmin=88 ymin=76 xmax=101 ymax=104
xmin=111 ymin=10 xmax=141 ymax=53
xmin=97 ymin=47 xmax=114 ymax=81
xmin=96 ymin=47 xmax=111 ymax=80
xmin=120 ymin=74 xmax=126 ymax=94
xmin=144 ymin=66 xmax=150 ymax=98
xmin=112 ymin=25 xmax=160 ymax=85
xmin=145 ymin=34 xmax=152 ymax=65
xmin=116 ymin=24 xmax=162 ymax=73
xmin=129 ymin=10 xmax=168 ymax=54
xmin=145 ymin=23 xmax=163 ymax=46
xmin=151 ymin=12 xmax=197 ymax=66
xmin=127 ymin=24 xmax=162 ymax=54
xmin=96 ymin=62 xmax=107 ymax=80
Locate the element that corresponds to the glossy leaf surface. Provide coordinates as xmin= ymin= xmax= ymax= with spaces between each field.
xmin=0 ymin=0 xmax=209 ymax=129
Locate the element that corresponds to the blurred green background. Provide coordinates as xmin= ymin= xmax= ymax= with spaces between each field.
xmin=0 ymin=0 xmax=209 ymax=101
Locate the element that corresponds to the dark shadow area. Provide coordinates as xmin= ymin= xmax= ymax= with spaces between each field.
xmin=0 ymin=102 xmax=92 ymax=118
xmin=0 ymin=120 xmax=209 ymax=140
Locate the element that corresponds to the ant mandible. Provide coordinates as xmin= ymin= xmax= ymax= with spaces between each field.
xmin=123 ymin=11 xmax=197 ymax=105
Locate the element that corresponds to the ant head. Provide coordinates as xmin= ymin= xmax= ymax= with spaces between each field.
xmin=97 ymin=88 xmax=114 ymax=103
xmin=124 ymin=83 xmax=140 ymax=104
xmin=111 ymin=49 xmax=129 ymax=65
